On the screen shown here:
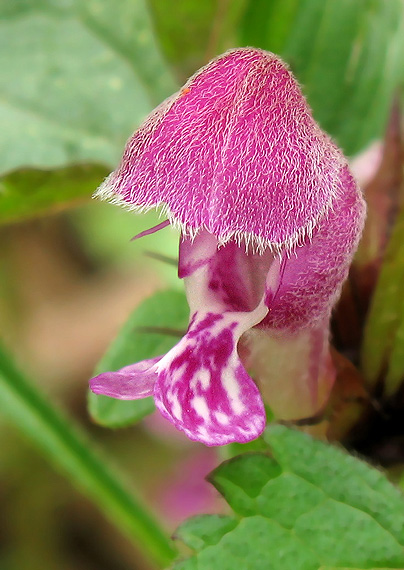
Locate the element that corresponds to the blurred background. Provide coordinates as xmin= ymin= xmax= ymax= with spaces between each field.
xmin=1 ymin=0 xmax=404 ymax=568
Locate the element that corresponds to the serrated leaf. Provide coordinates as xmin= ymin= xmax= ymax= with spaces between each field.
xmin=361 ymin=208 xmax=404 ymax=398
xmin=0 ymin=0 xmax=178 ymax=176
xmin=266 ymin=425 xmax=404 ymax=546
xmin=88 ymin=290 xmax=189 ymax=428
xmin=209 ymin=453 xmax=282 ymax=515
xmin=174 ymin=426 xmax=404 ymax=569
xmin=174 ymin=515 xmax=238 ymax=551
xmin=177 ymin=515 xmax=318 ymax=570
xmin=173 ymin=559 xmax=198 ymax=570
xmin=295 ymin=500 xmax=402 ymax=568
xmin=239 ymin=0 xmax=404 ymax=155
xmin=0 ymin=164 xmax=107 ymax=226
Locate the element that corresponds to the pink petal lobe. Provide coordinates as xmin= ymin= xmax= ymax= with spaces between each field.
xmin=154 ymin=311 xmax=266 ymax=446
xmin=90 ymin=357 xmax=161 ymax=399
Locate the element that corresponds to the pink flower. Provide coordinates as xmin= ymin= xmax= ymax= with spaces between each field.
xmin=90 ymin=48 xmax=366 ymax=446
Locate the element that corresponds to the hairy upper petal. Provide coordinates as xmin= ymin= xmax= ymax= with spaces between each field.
xmin=95 ymin=48 xmax=346 ymax=252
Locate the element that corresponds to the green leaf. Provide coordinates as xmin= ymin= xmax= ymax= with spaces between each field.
xmin=361 ymin=208 xmax=404 ymax=397
xmin=209 ymin=453 xmax=282 ymax=515
xmin=174 ymin=425 xmax=404 ymax=569
xmin=148 ymin=0 xmax=246 ymax=78
xmin=72 ymin=201 xmax=181 ymax=290
xmin=0 ymin=0 xmax=178 ymax=175
xmin=174 ymin=515 xmax=238 ymax=551
xmin=239 ymin=0 xmax=404 ymax=155
xmin=266 ymin=426 xmax=404 ymax=546
xmin=148 ymin=0 xmax=217 ymax=76
xmin=0 ymin=342 xmax=176 ymax=568
xmin=88 ymin=290 xmax=189 ymax=428
xmin=0 ymin=164 xmax=107 ymax=226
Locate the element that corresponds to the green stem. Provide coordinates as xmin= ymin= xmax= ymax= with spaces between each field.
xmin=0 ymin=343 xmax=177 ymax=568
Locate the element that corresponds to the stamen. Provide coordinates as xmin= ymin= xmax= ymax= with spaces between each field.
xmin=131 ymin=219 xmax=170 ymax=241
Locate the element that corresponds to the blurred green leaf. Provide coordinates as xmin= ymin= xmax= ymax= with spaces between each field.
xmin=0 ymin=0 xmax=178 ymax=175
xmin=240 ymin=0 xmax=404 ymax=155
xmin=148 ymin=0 xmax=217 ymax=76
xmin=361 ymin=207 xmax=404 ymax=398
xmin=0 ymin=164 xmax=107 ymax=226
xmin=0 ymin=342 xmax=176 ymax=568
xmin=174 ymin=425 xmax=404 ymax=569
xmin=73 ymin=201 xmax=181 ymax=288
xmin=148 ymin=0 xmax=246 ymax=79
xmin=89 ymin=290 xmax=189 ymax=428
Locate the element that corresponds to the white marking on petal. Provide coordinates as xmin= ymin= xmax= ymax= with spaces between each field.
xmin=215 ymin=411 xmax=230 ymax=425
xmin=221 ymin=371 xmax=245 ymax=415
xmin=192 ymin=396 xmax=210 ymax=420
xmin=196 ymin=426 xmax=210 ymax=441
xmin=170 ymin=393 xmax=183 ymax=421
xmin=198 ymin=369 xmax=211 ymax=390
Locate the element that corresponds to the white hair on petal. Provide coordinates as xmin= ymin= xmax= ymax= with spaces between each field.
xmin=94 ymin=172 xmax=338 ymax=257
xmin=94 ymin=46 xmax=351 ymax=257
